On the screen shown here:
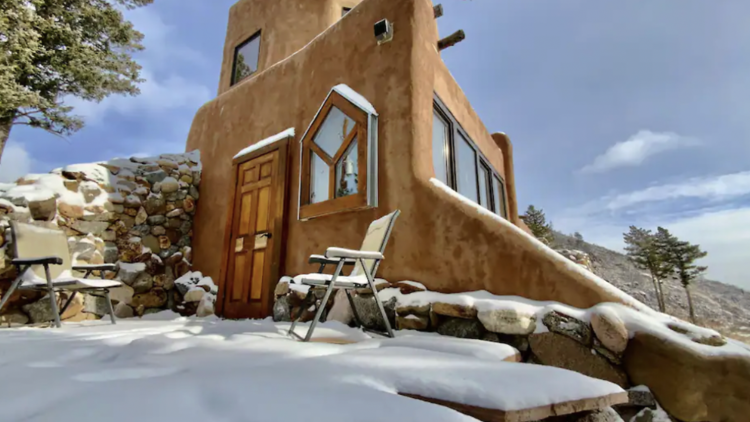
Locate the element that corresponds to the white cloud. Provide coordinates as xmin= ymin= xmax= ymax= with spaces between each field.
xmin=62 ymin=6 xmax=212 ymax=124
xmin=604 ymin=171 xmax=750 ymax=211
xmin=0 ymin=141 xmax=33 ymax=182
xmin=580 ymin=130 xmax=700 ymax=173
xmin=65 ymin=71 xmax=212 ymax=123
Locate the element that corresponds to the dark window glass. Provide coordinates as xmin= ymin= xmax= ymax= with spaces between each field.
xmin=493 ymin=175 xmax=507 ymax=218
xmin=342 ymin=7 xmax=352 ymax=17
xmin=232 ymin=32 xmax=261 ymax=85
xmin=432 ymin=111 xmax=449 ymax=184
xmin=478 ymin=163 xmax=491 ymax=209
xmin=455 ymin=133 xmax=478 ymax=203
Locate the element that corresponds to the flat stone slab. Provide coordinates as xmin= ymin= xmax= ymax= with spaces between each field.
xmin=400 ymin=390 xmax=628 ymax=422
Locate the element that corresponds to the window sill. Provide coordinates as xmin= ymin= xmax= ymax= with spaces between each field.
xmin=299 ymin=193 xmax=369 ymax=220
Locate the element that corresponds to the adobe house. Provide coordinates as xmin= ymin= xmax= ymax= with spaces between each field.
xmin=185 ymin=0 xmax=634 ymax=319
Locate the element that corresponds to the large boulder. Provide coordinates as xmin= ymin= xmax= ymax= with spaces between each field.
xmin=273 ymin=295 xmax=291 ymax=322
xmin=22 ymin=296 xmax=57 ymax=323
xmin=0 ymin=311 xmax=29 ymax=327
xmin=591 ymin=308 xmax=629 ymax=354
xmin=27 ymin=196 xmax=56 ymax=221
xmin=543 ymin=311 xmax=593 ymax=346
xmin=529 ymin=332 xmax=630 ymax=388
xmin=432 ymin=302 xmax=477 ymax=319
xmin=130 ymin=288 xmax=168 ymax=309
xmin=436 ymin=316 xmax=485 ymax=339
xmin=623 ymin=331 xmax=750 ymax=422
xmin=351 ymin=295 xmax=396 ymax=332
xmin=396 ymin=314 xmax=429 ymax=330
xmin=477 ymin=308 xmax=536 ymax=335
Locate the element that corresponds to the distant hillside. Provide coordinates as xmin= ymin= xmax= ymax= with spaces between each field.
xmin=552 ymin=231 xmax=750 ymax=342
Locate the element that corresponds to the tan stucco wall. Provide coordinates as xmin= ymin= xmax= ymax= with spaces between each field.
xmin=218 ymin=0 xmax=363 ymax=95
xmin=188 ymin=0 xmax=635 ymax=313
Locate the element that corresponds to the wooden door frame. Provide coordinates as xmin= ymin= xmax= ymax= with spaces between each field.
xmin=216 ymin=137 xmax=291 ymax=318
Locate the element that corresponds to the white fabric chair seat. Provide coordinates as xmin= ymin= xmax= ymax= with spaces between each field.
xmin=19 ymin=269 xmax=122 ymax=291
xmin=299 ymin=273 xmax=369 ymax=289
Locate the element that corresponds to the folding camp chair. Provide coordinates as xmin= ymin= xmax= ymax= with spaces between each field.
xmin=288 ymin=210 xmax=400 ymax=342
xmin=0 ymin=222 xmax=121 ymax=328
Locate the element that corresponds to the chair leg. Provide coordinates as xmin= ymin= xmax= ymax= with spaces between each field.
xmin=288 ymin=289 xmax=316 ymax=338
xmin=104 ymin=290 xmax=116 ymax=325
xmin=361 ymin=259 xmax=394 ymax=338
xmin=43 ymin=264 xmax=62 ymax=328
xmin=0 ymin=276 xmax=23 ymax=315
xmin=303 ymin=260 xmax=345 ymax=342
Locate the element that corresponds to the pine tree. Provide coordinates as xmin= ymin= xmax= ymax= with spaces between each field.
xmin=0 ymin=0 xmax=153 ymax=162
xmin=520 ymin=205 xmax=554 ymax=245
xmin=660 ymin=228 xmax=708 ymax=323
xmin=623 ymin=226 xmax=673 ymax=312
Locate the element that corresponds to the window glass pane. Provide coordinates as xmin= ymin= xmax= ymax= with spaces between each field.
xmin=432 ymin=112 xmax=449 ymax=184
xmin=233 ymin=34 xmax=260 ymax=84
xmin=455 ymin=133 xmax=478 ymax=203
xmin=478 ymin=164 xmax=490 ymax=209
xmin=493 ymin=175 xmax=507 ymax=218
xmin=310 ymin=152 xmax=329 ymax=204
xmin=313 ymin=106 xmax=355 ymax=158
xmin=335 ymin=138 xmax=358 ymax=198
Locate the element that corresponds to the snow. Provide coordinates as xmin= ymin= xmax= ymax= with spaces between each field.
xmin=332 ymin=84 xmax=378 ymax=116
xmin=378 ymin=284 xmax=750 ymax=357
xmin=118 ymin=262 xmax=146 ymax=272
xmin=0 ymin=317 xmax=625 ymax=422
xmin=234 ymin=128 xmax=295 ymax=160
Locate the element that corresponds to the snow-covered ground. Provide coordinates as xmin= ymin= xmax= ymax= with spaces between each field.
xmin=0 ymin=313 xmax=625 ymax=422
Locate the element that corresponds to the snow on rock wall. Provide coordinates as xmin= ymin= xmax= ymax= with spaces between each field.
xmin=0 ymin=152 xmax=215 ymax=325
xmin=274 ymin=277 xmax=750 ymax=422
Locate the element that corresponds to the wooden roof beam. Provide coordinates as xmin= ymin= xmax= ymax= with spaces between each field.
xmin=438 ymin=29 xmax=465 ymax=51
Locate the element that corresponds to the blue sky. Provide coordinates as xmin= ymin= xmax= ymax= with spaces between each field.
xmin=3 ymin=0 xmax=749 ymax=289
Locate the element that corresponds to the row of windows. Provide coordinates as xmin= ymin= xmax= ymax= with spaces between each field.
xmin=432 ymin=96 xmax=508 ymax=218
xmin=231 ymin=8 xmax=353 ymax=86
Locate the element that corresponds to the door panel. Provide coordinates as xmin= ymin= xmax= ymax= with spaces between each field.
xmin=222 ymin=150 xmax=281 ymax=319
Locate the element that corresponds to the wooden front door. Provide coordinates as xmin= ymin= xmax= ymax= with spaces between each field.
xmin=221 ymin=147 xmax=287 ymax=319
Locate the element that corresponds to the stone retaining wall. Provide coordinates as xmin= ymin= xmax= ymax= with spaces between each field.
xmin=272 ymin=277 xmax=748 ymax=422
xmin=0 ymin=152 xmax=213 ymax=325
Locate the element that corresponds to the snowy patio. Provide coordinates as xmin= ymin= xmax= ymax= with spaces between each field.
xmin=0 ymin=313 xmax=629 ymax=422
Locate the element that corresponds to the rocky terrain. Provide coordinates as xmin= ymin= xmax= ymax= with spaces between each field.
xmin=552 ymin=232 xmax=750 ymax=342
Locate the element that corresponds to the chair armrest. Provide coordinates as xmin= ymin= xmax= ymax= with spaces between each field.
xmin=73 ymin=264 xmax=118 ymax=272
xmin=308 ymin=254 xmax=357 ymax=266
xmin=12 ymin=257 xmax=63 ymax=266
xmin=325 ymin=248 xmax=384 ymax=260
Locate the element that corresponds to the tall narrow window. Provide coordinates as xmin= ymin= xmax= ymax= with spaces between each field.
xmin=455 ymin=132 xmax=478 ymax=203
xmin=300 ymin=86 xmax=378 ymax=219
xmin=492 ymin=175 xmax=508 ymax=218
xmin=432 ymin=111 xmax=450 ymax=184
xmin=478 ymin=163 xmax=492 ymax=209
xmin=232 ymin=31 xmax=261 ymax=85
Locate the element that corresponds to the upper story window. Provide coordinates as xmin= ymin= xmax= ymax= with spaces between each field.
xmin=433 ymin=95 xmax=508 ymax=219
xmin=232 ymin=31 xmax=261 ymax=85
xmin=342 ymin=7 xmax=352 ymax=17
xmin=299 ymin=85 xmax=379 ymax=220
